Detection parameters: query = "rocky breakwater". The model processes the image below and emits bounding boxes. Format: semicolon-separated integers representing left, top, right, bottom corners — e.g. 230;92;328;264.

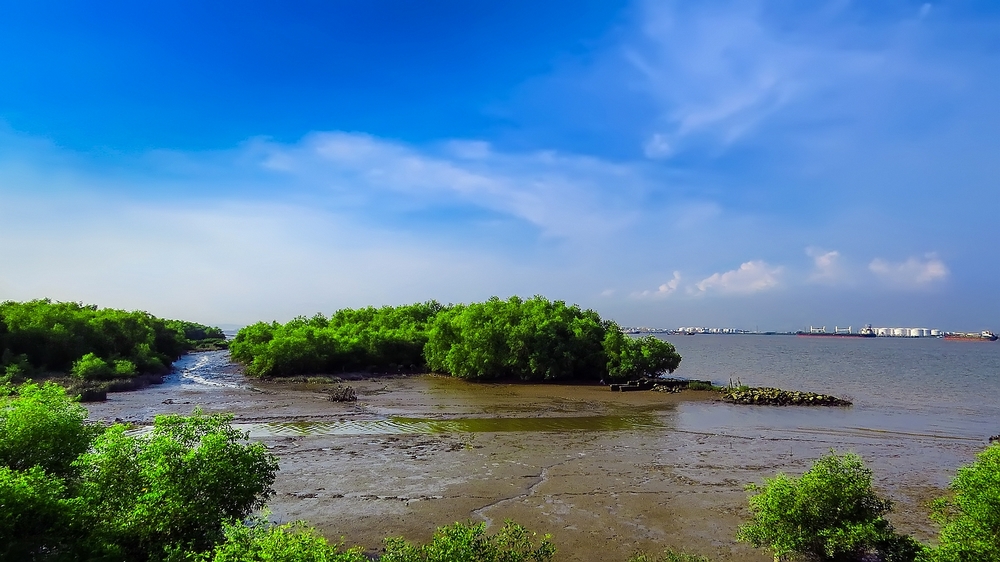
720;386;852;406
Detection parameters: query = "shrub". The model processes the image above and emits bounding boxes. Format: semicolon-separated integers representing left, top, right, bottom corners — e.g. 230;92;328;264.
380;520;555;562
927;443;1000;561
686;381;718;391
0;382;100;475
0;465;80;560
193;519;367;562
113;359;138;377
71;352;114;381
737;451;915;561
75;410;279;558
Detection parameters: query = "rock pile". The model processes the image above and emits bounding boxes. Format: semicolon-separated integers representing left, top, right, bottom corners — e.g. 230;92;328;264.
326;385;358;402
609;378;715;392
720;386;851;406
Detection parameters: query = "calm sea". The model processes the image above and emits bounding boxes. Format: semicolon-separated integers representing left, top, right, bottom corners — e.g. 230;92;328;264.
662;334;999;485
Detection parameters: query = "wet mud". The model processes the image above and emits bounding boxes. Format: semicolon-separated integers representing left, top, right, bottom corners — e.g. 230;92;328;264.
86;364;976;561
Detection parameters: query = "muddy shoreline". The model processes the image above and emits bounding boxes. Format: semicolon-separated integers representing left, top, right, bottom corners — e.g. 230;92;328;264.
85;369;966;561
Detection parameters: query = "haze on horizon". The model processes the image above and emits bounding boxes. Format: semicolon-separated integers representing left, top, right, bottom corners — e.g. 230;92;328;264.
1;1;998;332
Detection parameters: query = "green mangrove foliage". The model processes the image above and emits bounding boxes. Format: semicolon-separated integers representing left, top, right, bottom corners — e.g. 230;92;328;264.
0;381;277;561
423;297;609;381
231;296;681;381
192;519;367;562
230;301;443;377
0;299;226;380
927;443;1000;561
737;451;922;561
381;520;555;562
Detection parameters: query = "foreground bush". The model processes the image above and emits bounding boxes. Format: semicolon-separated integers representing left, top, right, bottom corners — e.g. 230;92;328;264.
381;520;556;562
0;381;279;561
927;443;1000;561
0;381;100;475
76;411;279;559
737;451;920;561
194;519;367;562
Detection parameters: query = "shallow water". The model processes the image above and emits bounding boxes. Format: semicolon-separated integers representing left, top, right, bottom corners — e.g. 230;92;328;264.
665;334;1000;442
236;413;666;437
168;351;251;390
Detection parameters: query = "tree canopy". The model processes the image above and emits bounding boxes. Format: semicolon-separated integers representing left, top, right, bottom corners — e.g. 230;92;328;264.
0;299;226;380
230;296;681;382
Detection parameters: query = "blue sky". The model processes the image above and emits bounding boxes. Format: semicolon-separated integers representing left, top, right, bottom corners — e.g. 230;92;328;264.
1;0;998;330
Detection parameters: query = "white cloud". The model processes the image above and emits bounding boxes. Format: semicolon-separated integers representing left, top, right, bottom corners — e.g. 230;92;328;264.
633;271;682;298
623;0;923;155
643;133;673;159
869;254;949;289
806;247;849;285
254;132;645;240
692;260;782;295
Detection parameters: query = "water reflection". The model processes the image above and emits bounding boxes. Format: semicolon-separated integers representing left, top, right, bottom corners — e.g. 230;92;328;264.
234;414;665;437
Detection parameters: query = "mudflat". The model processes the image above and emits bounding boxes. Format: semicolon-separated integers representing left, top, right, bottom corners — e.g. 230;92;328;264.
85;374;955;561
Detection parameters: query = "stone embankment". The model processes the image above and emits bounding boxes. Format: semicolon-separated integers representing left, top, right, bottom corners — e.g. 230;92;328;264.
720;386;851;406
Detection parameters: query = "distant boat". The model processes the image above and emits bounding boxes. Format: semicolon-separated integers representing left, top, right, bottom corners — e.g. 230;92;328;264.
943;330;998;342
796;324;876;338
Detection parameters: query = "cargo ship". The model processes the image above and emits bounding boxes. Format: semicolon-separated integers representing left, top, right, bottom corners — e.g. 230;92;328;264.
943;330;998;342
796;324;876;338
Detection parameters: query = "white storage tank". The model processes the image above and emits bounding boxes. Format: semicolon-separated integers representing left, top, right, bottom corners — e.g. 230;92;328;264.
909;328;922;337
876;327;890;336
893;328;906;337
930;329;942;337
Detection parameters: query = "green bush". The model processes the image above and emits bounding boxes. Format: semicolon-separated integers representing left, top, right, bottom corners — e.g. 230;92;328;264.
685;381;716;391
380;520;555;562
927;443;1000;561
737;451;916;561
602;329;681;381
0;465;82;560
0;382;100;475
75;410;279;559
113;358;138;377
71;352;114;380
193;519;367;562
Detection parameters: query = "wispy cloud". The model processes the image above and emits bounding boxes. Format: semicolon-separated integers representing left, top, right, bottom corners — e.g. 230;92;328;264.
623;0;947;159
254;132;647;240
692;260;782;295
806;247;849;285
633;271;682;298
869;254;949;289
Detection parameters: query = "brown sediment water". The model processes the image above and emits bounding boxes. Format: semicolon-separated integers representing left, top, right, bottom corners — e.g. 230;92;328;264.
85;352;985;561
236;414;665;437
